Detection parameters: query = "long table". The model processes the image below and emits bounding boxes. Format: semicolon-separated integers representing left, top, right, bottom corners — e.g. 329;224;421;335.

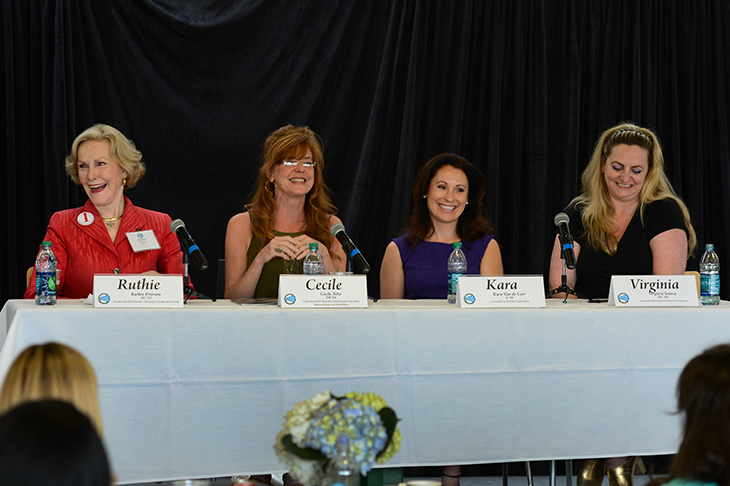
1;299;729;484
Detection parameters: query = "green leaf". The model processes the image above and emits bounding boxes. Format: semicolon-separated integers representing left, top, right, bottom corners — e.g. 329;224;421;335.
281;434;329;462
376;407;399;459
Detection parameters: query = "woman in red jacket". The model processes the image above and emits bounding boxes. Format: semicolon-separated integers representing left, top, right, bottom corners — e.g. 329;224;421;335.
24;124;185;299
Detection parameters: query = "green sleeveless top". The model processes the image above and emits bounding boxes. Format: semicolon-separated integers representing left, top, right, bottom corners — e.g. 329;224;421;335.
247;230;304;298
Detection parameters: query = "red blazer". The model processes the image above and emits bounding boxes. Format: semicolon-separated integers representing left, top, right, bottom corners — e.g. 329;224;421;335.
25;197;186;299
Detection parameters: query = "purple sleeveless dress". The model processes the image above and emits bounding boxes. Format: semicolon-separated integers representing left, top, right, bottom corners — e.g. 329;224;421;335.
392;234;494;299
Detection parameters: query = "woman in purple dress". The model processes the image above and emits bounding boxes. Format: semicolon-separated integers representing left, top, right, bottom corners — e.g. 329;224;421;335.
380;153;503;485
381;153;503;301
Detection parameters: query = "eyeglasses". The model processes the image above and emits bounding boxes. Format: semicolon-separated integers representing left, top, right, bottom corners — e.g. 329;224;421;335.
281;160;317;168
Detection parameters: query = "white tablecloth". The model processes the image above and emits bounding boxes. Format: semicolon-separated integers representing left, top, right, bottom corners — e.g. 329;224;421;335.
1;299;729;484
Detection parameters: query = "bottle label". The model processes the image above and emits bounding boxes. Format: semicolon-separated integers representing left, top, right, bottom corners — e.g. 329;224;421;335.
700;274;720;297
448;273;462;294
36;271;57;297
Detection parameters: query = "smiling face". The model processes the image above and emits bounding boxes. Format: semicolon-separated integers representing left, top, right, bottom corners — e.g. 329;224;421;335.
426;165;469;225
602;144;650;204
268;147;315;198
77;140;127;213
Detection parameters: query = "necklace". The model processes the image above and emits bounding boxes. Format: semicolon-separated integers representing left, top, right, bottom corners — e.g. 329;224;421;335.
101;215;123;227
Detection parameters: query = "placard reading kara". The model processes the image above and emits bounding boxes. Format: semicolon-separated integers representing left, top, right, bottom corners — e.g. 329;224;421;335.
608;275;698;307
278;275;367;308
93;274;183;308
457;275;546;308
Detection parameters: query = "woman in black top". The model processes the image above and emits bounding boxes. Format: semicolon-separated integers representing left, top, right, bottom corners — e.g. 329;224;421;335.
548;123;697;486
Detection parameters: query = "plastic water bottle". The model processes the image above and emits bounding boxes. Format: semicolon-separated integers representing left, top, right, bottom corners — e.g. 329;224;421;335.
303;242;324;275
35;241;57;305
700;243;720;305
325;434;359;486
447;241;467;304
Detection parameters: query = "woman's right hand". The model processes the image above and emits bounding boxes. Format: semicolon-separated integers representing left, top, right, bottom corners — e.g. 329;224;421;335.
254;235;306;264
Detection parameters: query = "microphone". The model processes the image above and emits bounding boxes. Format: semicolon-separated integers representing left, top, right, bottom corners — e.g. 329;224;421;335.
330;222;371;274
170;219;209;271
554;212;577;270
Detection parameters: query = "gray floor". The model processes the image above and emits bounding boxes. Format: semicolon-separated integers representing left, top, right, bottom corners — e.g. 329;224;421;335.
126;473;655;486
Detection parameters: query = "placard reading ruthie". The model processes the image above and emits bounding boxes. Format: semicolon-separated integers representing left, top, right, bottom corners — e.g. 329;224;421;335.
457;275;545;308
278;275;367;308
93;274;183;308
608;275;698;307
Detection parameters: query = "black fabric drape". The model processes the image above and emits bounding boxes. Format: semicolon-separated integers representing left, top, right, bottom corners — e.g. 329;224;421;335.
2;1;729;304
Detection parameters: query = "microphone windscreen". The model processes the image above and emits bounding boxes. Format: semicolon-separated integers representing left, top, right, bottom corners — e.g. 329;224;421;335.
554;212;570;227
170;219;186;233
330;222;345;236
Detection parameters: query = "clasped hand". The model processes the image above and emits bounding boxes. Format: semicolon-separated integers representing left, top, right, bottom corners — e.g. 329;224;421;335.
263;235;328;262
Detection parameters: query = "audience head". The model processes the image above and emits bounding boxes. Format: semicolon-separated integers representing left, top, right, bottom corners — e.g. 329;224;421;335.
65;123;146;189
406;153;494;244
0;399;111;486
670;344;730;486
0;342;103;434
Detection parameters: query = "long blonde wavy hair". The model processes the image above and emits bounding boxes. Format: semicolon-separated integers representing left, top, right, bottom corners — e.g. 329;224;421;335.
572;122;696;256
246;125;339;257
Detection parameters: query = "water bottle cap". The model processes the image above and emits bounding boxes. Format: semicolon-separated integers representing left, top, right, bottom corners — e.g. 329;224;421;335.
452;241;462;249
42;241;52;247
706;243;714;250
309;242;319;250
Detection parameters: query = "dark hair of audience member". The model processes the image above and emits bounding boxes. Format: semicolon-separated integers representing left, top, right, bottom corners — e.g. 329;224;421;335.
0;399;111;486
649;344;730;486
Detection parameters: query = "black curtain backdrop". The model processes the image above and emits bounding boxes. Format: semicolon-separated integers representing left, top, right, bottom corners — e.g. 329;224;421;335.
2;1;729;305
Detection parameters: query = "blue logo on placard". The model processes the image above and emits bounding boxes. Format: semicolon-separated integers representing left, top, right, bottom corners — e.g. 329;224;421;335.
284;293;296;305
464;293;476;305
618;293;630;304
98;293;111;304
137;232;144;238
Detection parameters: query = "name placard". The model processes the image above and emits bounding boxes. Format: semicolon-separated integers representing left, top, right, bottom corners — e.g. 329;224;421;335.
278;275;368;308
608;275;699;307
93;274;184;308
457;275;546;308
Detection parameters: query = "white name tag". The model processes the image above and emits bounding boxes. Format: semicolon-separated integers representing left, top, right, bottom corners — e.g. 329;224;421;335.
278;275;368;308
93;274;183;308
126;230;161;252
608;275;699;307
457;275;546;308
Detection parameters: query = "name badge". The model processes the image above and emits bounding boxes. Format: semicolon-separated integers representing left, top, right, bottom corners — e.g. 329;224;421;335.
457;275;546;308
126;230;161;252
278;275;368;308
93;274;183;307
608;275;699;307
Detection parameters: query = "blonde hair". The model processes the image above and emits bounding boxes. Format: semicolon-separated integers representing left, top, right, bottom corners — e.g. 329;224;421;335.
246;124;339;256
0;343;103;435
65;124;146;188
572;122;696;256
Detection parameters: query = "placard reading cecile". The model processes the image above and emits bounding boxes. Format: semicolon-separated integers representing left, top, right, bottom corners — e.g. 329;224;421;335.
457;275;546;308
93;274;183;308
278;275;367;308
608;275;699;307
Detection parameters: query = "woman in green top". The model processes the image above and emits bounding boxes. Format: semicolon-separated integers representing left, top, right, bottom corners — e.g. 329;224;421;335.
647;344;730;486
225;124;346;299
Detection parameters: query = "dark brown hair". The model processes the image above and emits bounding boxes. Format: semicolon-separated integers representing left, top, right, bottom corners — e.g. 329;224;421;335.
404;153;495;247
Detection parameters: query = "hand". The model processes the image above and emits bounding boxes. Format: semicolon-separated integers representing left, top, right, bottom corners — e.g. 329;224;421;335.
292;234;330;260
258;236;307;263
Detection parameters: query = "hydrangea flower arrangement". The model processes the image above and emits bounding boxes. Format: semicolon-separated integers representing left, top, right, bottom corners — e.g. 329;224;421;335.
274;391;401;486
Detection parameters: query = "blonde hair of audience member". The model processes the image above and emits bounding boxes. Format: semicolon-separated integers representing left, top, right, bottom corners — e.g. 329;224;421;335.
573;122;696;256
0;342;103;435
64;123;146;188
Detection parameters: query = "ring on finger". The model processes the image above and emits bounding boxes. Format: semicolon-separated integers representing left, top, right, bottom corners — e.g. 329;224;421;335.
275;246;283;253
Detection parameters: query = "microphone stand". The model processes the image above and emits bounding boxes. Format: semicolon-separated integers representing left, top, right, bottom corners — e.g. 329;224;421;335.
547;259;581;303
182;253;212;303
